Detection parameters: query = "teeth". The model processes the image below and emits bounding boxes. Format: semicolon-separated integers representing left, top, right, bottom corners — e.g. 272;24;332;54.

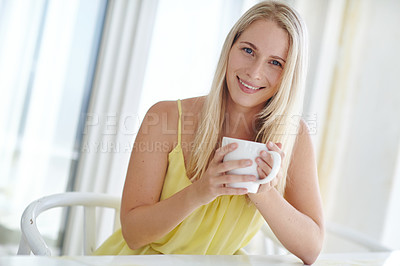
239;79;261;90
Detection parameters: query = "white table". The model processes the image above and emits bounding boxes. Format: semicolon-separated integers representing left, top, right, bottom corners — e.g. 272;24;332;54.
1;251;399;266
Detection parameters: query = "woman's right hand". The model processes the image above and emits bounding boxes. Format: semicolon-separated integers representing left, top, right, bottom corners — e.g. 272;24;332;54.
191;142;257;205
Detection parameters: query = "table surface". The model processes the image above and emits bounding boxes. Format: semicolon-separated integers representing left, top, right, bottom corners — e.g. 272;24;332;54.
1;251;399;266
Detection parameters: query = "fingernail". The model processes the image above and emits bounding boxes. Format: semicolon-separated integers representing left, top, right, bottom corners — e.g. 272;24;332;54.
261;151;268;157
246;160;252;166
268;142;273;148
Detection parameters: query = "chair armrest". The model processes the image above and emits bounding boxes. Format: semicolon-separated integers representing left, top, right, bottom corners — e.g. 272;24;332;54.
17;192;120;255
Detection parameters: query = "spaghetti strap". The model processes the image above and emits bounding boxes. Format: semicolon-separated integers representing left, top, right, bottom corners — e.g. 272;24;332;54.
177;99;182;145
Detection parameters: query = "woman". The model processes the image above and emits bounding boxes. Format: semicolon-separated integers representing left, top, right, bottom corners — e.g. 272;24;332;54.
95;1;324;264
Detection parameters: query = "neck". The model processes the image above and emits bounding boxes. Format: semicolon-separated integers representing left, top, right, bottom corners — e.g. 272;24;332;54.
223;99;262;141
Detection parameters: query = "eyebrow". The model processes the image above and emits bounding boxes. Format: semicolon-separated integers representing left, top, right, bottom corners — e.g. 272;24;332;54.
240;41;286;63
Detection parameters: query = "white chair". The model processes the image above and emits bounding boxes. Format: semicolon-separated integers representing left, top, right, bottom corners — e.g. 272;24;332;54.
17;192;120;256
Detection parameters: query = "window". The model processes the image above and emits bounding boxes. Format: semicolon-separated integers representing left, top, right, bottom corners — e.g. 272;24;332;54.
138;0;260;116
0;0;107;254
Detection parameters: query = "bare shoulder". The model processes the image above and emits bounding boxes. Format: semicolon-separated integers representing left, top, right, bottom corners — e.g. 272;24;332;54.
292;118;314;155
146;97;205;120
146;100;178;118
287;118;317;179
297;118;312;136
139;98;205;148
138;100;180;152
181;96;206;113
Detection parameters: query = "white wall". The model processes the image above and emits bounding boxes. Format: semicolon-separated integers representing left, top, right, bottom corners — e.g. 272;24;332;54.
330;0;400;246
293;0;400;251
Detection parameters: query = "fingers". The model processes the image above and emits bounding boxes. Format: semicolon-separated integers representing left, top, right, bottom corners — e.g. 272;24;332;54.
220;187;249;195
267;142;285;160
217;159;252;173
216;174;256;185
213;143;238;163
258;150;274;169
208;141;285;197
256;142;285;175
213;142;254;174
256;166;270;194
256;151;275;181
257;165;266;179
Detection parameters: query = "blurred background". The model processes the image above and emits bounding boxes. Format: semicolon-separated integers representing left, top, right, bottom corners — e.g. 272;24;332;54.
0;0;399;255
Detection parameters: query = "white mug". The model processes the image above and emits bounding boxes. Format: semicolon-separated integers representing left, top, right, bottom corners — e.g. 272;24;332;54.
222;137;281;193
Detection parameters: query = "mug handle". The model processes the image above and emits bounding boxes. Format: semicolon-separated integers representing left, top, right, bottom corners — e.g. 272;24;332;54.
256;151;281;184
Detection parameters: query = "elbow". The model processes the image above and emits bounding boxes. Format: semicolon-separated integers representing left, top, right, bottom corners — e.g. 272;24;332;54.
302;258;317;265
121;223;146;251
298;242;322;265
299;224;325;265
303;229;325;265
121;228;142;250
301;249;321;265
120;209;147;250
126;241;142;251
124;237;141;251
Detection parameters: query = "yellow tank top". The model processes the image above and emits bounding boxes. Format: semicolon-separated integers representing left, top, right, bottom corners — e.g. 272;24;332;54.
94;100;264;255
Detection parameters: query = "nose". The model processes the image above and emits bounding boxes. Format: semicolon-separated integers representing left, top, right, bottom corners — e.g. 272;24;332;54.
245;59;263;80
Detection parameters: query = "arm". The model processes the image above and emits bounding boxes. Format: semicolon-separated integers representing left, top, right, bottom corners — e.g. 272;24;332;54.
120;101;199;249
248;120;324;265
121;101;255;250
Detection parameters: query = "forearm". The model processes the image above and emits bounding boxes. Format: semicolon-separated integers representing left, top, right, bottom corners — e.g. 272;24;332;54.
249;189;324;265
121;184;201;250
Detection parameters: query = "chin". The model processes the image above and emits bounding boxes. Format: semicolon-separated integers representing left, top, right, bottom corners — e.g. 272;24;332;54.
228;91;268;110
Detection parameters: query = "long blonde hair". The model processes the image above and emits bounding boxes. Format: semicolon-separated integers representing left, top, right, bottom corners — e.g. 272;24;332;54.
187;1;308;194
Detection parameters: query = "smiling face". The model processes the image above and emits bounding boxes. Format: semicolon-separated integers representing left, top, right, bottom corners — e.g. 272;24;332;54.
226;19;289;111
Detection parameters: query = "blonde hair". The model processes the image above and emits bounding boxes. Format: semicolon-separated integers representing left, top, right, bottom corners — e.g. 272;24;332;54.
187;1;308;194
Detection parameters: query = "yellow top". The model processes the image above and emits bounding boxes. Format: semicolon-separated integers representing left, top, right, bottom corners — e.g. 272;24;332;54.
94;100;264;255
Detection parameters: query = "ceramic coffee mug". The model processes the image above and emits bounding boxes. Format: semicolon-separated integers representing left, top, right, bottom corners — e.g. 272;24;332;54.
222;137;281;193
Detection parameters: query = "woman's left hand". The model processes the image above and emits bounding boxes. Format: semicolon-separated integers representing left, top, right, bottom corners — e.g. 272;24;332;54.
254;142;285;193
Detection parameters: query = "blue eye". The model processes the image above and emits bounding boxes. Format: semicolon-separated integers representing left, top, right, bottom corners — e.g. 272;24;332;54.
243;47;253;55
271;60;282;67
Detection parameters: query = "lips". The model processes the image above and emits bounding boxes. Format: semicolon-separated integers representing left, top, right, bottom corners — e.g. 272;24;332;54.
237;77;264;94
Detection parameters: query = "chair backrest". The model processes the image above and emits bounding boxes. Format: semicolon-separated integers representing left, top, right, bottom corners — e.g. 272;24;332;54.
17;192;121;256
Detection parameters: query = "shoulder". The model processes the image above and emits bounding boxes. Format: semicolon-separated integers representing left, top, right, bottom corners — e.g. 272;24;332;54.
146;100;178;116
294;118;314;151
289;118;316;171
181;96;206;113
137;101;180;152
295;118;313;144
297;118;311;138
143;100;179;127
146;96;205;117
140;97;206;141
